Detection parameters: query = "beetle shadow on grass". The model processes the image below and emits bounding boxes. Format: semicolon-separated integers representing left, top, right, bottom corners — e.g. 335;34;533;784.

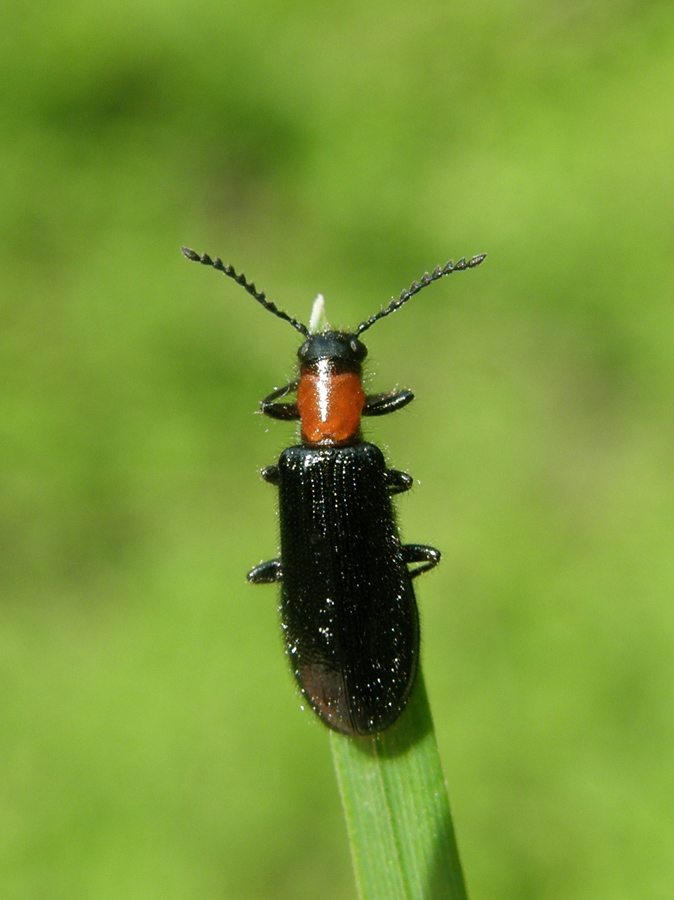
348;669;469;899
352;668;434;758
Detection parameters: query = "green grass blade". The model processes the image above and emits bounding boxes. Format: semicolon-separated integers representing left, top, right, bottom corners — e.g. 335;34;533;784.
330;670;468;900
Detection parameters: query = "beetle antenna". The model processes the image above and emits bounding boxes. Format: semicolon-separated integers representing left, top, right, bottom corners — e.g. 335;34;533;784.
356;253;487;336
182;247;309;337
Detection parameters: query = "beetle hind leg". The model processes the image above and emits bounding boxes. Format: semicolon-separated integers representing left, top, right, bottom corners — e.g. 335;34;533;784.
248;559;283;583
403;544;441;579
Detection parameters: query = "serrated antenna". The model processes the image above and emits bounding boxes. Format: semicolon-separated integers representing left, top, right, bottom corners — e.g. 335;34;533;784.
356;253;487;336
182;247;309;337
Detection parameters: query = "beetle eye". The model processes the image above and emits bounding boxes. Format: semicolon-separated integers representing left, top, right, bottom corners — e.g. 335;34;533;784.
350;337;367;360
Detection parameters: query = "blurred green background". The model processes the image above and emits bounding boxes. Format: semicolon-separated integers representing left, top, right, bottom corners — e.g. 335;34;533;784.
2;1;673;898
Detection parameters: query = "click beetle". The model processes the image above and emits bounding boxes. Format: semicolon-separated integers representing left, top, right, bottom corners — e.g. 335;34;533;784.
182;246;486;735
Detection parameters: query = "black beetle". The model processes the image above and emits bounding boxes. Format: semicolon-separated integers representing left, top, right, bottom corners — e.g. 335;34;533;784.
183;247;486;734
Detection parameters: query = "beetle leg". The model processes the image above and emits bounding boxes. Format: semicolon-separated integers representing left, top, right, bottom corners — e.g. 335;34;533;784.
261;382;300;420
403;544;441;579
363;389;414;417
261;464;280;485
247;559;283;584
385;468;414;494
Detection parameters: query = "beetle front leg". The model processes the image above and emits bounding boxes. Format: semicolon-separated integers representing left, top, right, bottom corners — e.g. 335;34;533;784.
260;382;300;420
363;389;414;417
403;544;441;579
248;559;283;583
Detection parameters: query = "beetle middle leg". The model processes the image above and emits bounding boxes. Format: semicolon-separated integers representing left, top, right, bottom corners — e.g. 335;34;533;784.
261;464;280;485
403;544;441;578
385;468;414;494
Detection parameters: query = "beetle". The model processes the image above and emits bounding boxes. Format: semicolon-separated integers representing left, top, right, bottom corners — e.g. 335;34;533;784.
182;246;486;734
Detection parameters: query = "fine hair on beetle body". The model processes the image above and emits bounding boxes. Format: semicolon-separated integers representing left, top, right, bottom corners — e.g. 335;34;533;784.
182;246;486;735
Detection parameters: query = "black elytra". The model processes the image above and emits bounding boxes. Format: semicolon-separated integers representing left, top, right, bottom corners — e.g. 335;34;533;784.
182;246;486;735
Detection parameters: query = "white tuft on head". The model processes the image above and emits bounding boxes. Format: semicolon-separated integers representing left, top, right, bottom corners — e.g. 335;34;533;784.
308;294;329;333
